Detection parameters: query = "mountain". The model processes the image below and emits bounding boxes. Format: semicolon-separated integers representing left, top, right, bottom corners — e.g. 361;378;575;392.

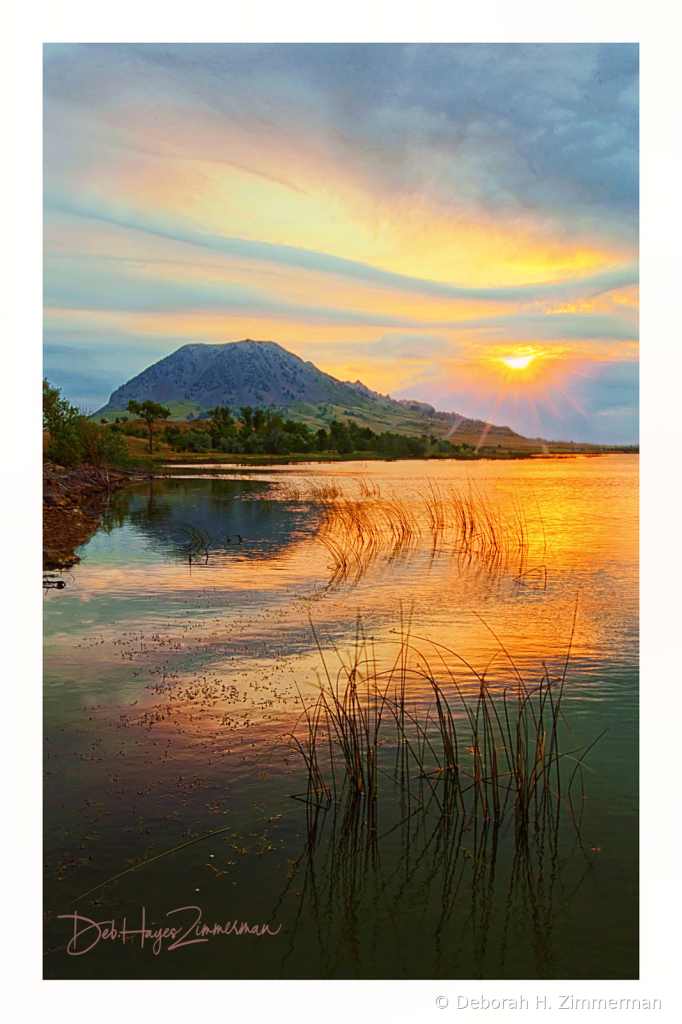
95;339;532;446
98;340;390;415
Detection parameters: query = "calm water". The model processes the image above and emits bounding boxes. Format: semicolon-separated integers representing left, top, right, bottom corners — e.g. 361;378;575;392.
43;455;638;979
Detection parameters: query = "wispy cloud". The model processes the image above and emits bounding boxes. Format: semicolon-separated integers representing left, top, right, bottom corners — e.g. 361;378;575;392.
46;197;638;305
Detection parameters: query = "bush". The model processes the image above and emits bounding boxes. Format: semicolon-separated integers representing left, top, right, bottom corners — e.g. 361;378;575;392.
43;378;129;467
78;419;130;467
46;418;83;468
48;416;129;468
161;425;184;449
184;429;212;453
262;429;295;455
218;436;245;454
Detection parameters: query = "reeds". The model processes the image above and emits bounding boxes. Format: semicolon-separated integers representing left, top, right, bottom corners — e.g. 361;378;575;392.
289;611;592;829
280;478;541;584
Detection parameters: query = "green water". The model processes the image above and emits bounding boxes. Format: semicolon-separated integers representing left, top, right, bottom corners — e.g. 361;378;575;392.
43;456;638;979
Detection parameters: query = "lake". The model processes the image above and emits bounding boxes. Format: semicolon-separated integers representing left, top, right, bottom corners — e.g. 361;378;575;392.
43;455;638;979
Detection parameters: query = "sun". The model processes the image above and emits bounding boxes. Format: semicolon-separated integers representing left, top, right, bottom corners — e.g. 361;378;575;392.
498;352;537;370
486;348;550;395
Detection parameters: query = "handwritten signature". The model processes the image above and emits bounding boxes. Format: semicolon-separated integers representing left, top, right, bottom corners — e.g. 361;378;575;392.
58;906;282;956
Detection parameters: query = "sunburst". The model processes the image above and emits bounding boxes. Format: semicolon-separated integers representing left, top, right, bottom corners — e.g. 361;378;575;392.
496;348;544;371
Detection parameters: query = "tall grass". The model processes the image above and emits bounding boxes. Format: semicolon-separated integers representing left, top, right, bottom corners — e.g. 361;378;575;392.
289;610;593;829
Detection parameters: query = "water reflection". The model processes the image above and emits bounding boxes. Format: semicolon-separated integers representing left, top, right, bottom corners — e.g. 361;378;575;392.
43;456;638;979
272;789;596;978
102;478;319;564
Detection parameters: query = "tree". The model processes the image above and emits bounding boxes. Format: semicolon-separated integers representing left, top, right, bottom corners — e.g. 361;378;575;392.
126;399;171;454
238;406;254;432
206;406;236;448
43;378;79;436
206;405;233;430
43;378;128;468
328;419;353;454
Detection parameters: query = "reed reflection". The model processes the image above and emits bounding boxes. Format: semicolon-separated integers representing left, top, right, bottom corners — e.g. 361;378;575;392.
274;778;594;978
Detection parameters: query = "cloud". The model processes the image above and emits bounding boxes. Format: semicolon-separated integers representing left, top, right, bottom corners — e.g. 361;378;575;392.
46;197;638;306
44;241;637;345
44;43;639;229
43;335;170;410
355;334;457;360
452;311;638;342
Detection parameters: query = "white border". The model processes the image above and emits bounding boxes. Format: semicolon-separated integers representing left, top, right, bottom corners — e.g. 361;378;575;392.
3;4;678;1021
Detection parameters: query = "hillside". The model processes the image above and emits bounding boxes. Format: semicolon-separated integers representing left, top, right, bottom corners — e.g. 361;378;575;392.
94;339;538;447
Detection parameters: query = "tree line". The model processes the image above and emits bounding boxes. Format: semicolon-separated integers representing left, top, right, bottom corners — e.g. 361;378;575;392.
150;404;467;457
44;382;470;466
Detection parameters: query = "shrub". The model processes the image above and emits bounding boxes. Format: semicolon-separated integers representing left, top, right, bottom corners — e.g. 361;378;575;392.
43;378;129;467
218;436;245;454
184;429;212;453
78;418;130;467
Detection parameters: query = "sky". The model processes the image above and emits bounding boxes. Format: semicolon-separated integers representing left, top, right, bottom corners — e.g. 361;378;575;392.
43;42;638;443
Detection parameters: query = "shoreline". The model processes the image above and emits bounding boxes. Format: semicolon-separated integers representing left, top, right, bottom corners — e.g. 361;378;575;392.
43;463;152;570
146;448;638;470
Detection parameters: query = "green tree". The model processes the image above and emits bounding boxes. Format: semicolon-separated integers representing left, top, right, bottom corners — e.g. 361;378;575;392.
206;405;233;427
126;399;171;454
43;378;79;436
206;406;236;448
43;378;84;466
328;419;353;454
238;406;254;432
43;378;128;467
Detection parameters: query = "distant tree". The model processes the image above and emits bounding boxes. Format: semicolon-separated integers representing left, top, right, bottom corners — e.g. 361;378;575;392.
315;427;329;451
328;419;353;454
126;399;171;454
206;406;236;447
184;429;212;453
238;406;254;432
218;436;245;454
206;405;233;428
